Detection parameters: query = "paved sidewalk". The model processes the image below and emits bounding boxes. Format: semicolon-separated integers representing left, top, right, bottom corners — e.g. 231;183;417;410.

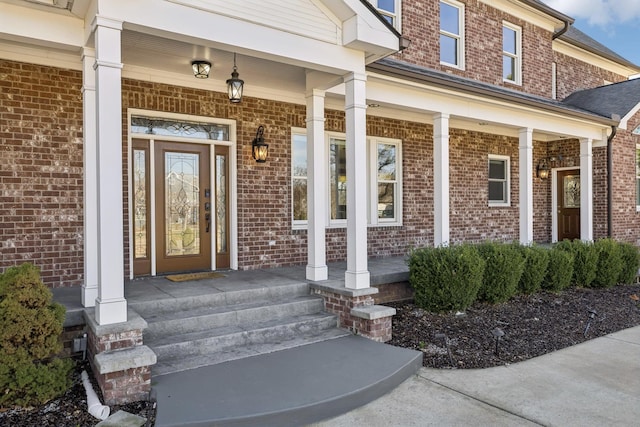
313;326;640;427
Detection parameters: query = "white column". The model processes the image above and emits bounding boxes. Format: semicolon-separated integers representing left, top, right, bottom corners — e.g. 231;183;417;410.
344;72;370;289
580;138;594;241
94;18;127;325
81;47;98;308
519;128;534;244
305;88;328;281
433;113;450;246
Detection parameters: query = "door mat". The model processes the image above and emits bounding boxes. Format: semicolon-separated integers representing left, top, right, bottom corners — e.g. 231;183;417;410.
165;272;226;282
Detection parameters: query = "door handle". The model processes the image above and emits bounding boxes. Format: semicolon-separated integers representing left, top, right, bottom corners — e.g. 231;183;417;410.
205;213;211;233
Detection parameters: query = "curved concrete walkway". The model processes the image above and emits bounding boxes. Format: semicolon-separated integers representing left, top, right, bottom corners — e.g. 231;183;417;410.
313;326;640;426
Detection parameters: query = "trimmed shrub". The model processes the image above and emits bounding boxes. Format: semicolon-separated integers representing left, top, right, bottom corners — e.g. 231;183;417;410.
0;263;73;407
516;244;549;295
592;238;623;288
617;242;640;285
477;242;524;304
408;244;485;312
543;248;574;292
555;240;597;287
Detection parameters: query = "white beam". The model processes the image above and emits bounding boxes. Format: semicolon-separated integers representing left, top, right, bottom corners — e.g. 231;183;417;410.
94;20;127;325
580;138;594;241
519;128;534;244
433;113;450;246
305;87;328;281
344;72;370;289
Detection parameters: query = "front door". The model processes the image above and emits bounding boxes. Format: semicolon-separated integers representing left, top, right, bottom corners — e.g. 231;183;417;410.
155;142;212;274
557;169;580;241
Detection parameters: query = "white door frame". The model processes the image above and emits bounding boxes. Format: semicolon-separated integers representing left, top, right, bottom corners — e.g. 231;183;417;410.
126;109;238;278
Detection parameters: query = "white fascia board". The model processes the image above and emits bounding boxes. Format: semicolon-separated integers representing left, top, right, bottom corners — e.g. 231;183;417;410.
553;40;639;78
98;0;365;75
366;73;609;141
478;0;562;32
619;102;640;131
0;2;85;50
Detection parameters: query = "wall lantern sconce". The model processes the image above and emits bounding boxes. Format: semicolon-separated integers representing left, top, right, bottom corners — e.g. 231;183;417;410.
252;125;268;163
191;60;211;79
226;53;244;103
536;159;550;179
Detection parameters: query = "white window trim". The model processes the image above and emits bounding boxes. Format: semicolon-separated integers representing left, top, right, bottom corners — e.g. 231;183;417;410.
488;154;511;207
502;21;522;85
636;144;640;212
291;129;403;229
368;0;402;31
440;0;465;70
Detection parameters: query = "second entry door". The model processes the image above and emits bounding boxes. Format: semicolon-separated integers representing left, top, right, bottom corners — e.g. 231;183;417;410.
557;169;581;241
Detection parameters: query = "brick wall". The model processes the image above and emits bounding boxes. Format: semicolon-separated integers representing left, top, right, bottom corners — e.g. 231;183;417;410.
395;0;554;98
554;51;628;100
0;60;84;287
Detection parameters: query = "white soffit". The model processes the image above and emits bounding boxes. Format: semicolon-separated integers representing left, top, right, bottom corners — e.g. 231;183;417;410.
553;40;638;79
478;0;562;32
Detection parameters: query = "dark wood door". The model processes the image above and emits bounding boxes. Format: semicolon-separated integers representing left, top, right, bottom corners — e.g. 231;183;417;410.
557;169;580;241
155;142;212;274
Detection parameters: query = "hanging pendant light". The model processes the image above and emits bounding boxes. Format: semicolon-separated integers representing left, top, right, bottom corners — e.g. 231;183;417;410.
226;53;244;103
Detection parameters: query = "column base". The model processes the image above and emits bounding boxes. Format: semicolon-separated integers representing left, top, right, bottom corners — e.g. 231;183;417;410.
345;270;370;290
306;264;328;281
95;298;128;325
81;285;98;308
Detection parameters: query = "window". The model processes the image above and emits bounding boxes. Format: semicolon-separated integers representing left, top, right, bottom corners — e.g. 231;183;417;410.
291;130;402;227
440;0;464;68
636;146;640;209
503;23;521;84
292;134;307;224
488;155;510;206
368;0;400;28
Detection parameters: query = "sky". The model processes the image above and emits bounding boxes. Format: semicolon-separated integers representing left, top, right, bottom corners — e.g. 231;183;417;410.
545;0;640;68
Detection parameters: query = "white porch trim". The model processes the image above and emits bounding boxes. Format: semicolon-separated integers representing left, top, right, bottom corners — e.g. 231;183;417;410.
82;47;98;308
433;113;450;246
306;87;329;281
344;72;370;289
580;138;594;241
93;19;127;325
519;128;534;244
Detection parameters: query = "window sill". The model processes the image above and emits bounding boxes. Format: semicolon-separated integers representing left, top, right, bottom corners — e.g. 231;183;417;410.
488;202;511;208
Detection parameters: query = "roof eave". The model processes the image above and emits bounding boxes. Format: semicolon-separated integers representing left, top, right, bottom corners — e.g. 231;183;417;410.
367;60;618;127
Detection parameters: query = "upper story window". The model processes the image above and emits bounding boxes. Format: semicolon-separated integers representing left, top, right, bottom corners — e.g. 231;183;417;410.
503;22;522;85
369;0;400;29
488;155;510;206
291;129;403;228
440;0;465;69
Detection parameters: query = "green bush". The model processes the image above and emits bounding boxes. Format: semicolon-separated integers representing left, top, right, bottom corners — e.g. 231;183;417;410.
408;244;485;312
516;244;549;295
0;263;72;407
542;247;574;292
592;238;623;288
477;242;524;304
555;240;598;287
617;242;640;285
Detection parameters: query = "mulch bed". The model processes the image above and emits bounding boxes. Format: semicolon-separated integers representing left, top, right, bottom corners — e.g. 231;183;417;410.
388;283;640;369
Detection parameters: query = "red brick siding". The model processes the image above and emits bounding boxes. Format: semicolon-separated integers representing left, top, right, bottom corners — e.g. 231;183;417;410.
610;112;640;244
0;60;84;287
554;51;628;100
395;0;554;98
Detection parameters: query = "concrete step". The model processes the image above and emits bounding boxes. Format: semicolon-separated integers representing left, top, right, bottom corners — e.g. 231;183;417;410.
152;327;350;377
130;282;311;315
143;296;324;341
148;312;340;361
